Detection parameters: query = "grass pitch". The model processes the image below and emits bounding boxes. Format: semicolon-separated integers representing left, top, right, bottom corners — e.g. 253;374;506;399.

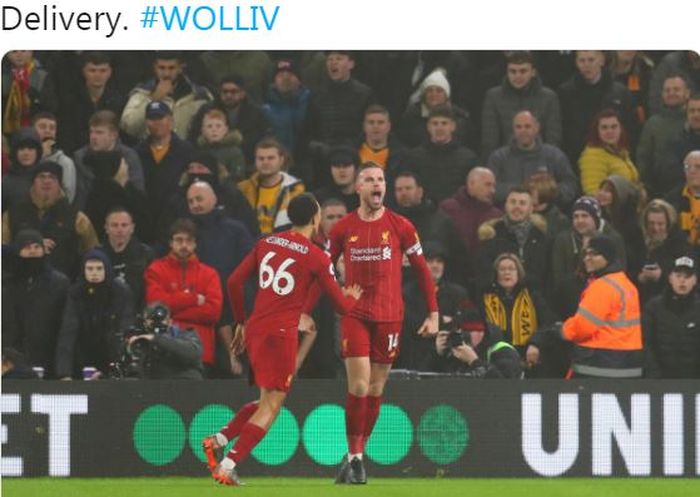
3;477;699;497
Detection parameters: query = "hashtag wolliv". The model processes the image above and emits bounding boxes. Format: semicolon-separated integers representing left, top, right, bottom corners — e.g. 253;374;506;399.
158;5;280;31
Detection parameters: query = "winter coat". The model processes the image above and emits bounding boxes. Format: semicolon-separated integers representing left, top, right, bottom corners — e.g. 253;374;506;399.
439;187;502;256
643;289;700;378
406;140;478;204
2;127;42;212
103;238;155;309
145;254;223;365
578;146;640;194
237;171;305;234
481;76;562;159
398;102;476;150
196;131;247;183
487;138;577;207
263;84;312;157
636;106;686;196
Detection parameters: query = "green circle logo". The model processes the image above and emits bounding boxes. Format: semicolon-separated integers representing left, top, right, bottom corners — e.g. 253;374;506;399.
302;404;347;465
417;404;469;465
251;407;299;465
133;405;186;465
188;404;235;462
366;404;413;465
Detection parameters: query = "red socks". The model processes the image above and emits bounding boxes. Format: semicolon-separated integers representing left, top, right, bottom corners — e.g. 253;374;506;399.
229;422;267;464
363;395;382;448
221;401;259;440
346;393;367;454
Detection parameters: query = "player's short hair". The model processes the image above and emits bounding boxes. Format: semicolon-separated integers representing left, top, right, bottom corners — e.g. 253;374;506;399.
202;108;228;124
154;51;183;63
288;193;320;227
506;185;532;199
395;170;423;187
31;111;57;124
255;137;286;155
321;197;347;210
506;51;535;66
364;104;390;118
427;104;455;121
169;218;197;240
105;205;134;223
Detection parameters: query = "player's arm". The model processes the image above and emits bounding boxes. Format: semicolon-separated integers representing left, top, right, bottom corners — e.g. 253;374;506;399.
403;226;439;336
227;248;257;325
302;226;344;313
314;252;362;315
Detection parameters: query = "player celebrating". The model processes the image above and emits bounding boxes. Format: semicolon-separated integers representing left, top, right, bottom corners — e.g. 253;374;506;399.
323;163;439;484
202;193;362;486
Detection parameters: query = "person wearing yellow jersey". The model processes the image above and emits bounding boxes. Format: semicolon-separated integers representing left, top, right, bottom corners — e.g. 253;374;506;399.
237;138;305;234
357;105;406;176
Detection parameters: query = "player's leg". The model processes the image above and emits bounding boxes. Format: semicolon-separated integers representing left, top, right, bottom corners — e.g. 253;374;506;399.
202;399;260;471
364;361;391;447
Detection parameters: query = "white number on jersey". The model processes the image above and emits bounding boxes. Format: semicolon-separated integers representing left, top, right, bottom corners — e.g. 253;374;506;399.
259;251;296;296
387;333;399;352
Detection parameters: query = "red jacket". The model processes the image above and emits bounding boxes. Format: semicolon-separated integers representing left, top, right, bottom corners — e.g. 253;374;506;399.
145;253;222;365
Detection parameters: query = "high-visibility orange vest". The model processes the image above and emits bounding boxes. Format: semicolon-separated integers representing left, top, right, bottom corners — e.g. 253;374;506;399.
562;270;643;378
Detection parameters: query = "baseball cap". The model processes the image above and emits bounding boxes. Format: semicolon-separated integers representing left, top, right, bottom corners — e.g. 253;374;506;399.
145;100;172;119
672;256;695;274
275;59;299;78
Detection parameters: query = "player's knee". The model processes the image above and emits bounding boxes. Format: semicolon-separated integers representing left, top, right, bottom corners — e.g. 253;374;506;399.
348;379;369;396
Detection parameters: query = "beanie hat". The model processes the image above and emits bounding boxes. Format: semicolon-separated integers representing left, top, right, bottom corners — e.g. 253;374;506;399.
420;68;451;98
274;59;300;79
328;145;358;168
588;234;617;264
189;151;219;174
572;196;602;228
14;229;44;251
31;161;63;184
423;241;447;261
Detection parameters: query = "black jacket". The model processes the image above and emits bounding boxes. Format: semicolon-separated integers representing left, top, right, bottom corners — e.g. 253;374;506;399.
141;325;204;380
643;289;700;378
103;238;155;309
2;257;70;377
54;278;134;378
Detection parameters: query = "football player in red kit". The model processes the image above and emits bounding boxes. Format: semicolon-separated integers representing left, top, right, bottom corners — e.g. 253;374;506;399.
324;163;439;484
202;193;362;486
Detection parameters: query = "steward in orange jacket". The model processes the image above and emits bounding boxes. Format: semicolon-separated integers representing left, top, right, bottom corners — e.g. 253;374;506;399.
561;234;643;378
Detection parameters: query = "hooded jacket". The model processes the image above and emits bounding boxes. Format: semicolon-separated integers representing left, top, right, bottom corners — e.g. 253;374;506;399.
2;127;42;211
54;249;134;378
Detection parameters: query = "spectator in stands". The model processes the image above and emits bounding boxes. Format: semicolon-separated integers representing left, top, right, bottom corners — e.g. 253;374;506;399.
643;255;700;378
480;252;560;376
238;138;305;234
609;51;655;124
82;150;151;243
305;51;376;146
2;127;42;212
2;161;99;279
398;67;476;150
54;248;133;380
397;241;468;372
429;298;523;378
33;112;78;203
186;181;254;378
525;172;571;239
665;150;700;246
648;51;700;116
439;167;502;261
195;108;246;182
558;50;637;164
664;94;700;188
1;348;39;380
102;207;154;310
550;196;626;317
199;50;273;104
162;152;259;241
136;100;194;226
475;187;550;293
73;110;145;210
145;218;222;373
313;198;348;253
357;104;406;182
263;59;311;158
313;145;360;212
579;109;640;194
2;51;56;137
560;234;643;379
394;171;465;282
121;51;212;141
406;105;478;204
487;110;577;208
481;51;562;159
595;175;646;273
635;199;691;305
637;74;691;196
190;76;271;165
59;51;125;154
2;229;69;379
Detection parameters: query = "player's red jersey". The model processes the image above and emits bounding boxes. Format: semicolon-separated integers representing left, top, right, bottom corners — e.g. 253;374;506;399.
328;208;438;322
228;230;356;335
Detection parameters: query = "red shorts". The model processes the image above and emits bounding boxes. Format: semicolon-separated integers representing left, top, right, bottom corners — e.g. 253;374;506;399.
246;329;297;393
340;316;403;364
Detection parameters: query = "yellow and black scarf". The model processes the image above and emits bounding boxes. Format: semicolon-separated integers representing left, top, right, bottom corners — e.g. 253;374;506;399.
483;288;537;346
3;61;35;135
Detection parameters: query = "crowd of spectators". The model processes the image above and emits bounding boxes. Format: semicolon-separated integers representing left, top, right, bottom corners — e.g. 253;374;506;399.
2;49;700;380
